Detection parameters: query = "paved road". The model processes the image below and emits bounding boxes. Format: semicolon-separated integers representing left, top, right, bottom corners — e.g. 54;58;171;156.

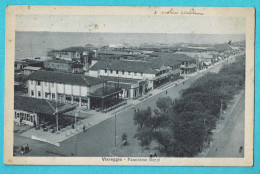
59;62;226;156
205;92;245;157
13;134;68;156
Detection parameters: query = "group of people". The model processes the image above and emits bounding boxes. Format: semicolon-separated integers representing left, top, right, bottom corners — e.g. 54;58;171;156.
20;144;30;155
149;152;158;158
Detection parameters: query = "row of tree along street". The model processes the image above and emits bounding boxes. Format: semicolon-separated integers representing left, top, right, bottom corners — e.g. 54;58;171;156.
133;55;245;157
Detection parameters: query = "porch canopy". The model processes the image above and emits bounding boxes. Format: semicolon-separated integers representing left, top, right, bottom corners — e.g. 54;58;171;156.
88;85;123;111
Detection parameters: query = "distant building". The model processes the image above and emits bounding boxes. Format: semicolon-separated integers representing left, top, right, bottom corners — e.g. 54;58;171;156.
43;59;83;74
23;66;42;76
15;59;44;71
55;50;81;61
174;54;197;74
49;46;95;62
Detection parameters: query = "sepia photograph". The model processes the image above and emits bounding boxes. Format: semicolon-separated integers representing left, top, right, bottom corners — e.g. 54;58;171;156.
4;6;255;166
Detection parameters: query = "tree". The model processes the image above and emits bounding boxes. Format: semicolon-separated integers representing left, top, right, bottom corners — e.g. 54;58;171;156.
135;126;152;148
122;133;128;141
153;129;175;156
156;97;172;113
133;107;151;128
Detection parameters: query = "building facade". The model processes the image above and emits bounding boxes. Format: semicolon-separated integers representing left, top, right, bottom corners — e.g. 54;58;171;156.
28;71;106;109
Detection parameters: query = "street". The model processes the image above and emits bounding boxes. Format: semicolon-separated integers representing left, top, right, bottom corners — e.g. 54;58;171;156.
205;91;245;157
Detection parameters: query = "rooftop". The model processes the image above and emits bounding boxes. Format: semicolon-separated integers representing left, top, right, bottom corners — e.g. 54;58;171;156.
100;76;140;84
90;60;158;74
23;66;42;71
58;46;95;54
28;70;104;86
14;95;65;115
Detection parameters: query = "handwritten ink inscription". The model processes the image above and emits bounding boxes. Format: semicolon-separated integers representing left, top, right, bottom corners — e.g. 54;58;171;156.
154;8;204;16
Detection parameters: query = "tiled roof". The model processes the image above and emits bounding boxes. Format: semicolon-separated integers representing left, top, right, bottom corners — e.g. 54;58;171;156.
14;95;65;115
28;70;104;86
149;53;194;62
89;85;122;98
149;57;181;69
60;46;94;54
90;60;158;74
23;66;42;71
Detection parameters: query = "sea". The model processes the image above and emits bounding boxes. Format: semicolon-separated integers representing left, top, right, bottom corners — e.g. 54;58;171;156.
15;31;245;60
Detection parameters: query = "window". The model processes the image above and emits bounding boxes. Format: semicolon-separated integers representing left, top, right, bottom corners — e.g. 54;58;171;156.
141;73;143;76
27;114;30;121
105;69;107;73
52;93;55;100
31;90;34;96
45;92;49;98
110;70;113;74
116;70;118;74
134;72;137;76
128;72;131;75
30;116;34;123
17;113;20;118
73;97;79;104
81;97;88;106
38;91;41;97
122;71;125;75
15;112;17;118
37;81;41;86
66;96;71;103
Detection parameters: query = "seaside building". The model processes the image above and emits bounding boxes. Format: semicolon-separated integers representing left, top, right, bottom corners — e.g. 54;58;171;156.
27;70;122;111
14;95;77;126
89;58;182;98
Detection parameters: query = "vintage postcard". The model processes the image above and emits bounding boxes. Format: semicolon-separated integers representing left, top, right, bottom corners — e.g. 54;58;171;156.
4;6;255;166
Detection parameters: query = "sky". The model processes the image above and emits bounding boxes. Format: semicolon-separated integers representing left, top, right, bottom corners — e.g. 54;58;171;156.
16;15;246;35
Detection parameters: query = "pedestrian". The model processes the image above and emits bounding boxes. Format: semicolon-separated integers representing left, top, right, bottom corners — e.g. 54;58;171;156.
154;152;157;157
72;124;75;129
21;146;24;155
149;152;153;158
166;90;167;95
25;144;29;153
83;125;86;132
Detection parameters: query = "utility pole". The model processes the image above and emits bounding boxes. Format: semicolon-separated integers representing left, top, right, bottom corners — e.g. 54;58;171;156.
220;99;223;118
217;99;223;128
74;111;78;156
56;100;59;132
115;113;117;147
204;118;206;133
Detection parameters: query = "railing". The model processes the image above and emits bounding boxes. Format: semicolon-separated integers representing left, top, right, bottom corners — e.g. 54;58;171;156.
102;101;127;113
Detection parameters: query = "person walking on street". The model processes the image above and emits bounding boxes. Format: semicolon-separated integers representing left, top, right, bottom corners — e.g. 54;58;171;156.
83;125;86;132
21;146;24;155
149;153;153;158
154;152;157;157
